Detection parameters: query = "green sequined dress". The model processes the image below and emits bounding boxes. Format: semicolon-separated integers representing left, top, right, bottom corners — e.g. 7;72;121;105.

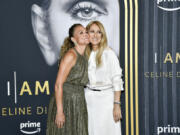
46;48;89;135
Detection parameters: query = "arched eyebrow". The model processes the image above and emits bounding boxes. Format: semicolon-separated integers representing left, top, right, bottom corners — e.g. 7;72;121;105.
63;0;108;12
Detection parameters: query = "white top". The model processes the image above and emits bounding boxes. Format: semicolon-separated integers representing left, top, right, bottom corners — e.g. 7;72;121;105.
87;47;124;91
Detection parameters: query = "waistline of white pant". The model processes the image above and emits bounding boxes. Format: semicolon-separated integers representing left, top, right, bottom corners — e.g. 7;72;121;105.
85;86;113;92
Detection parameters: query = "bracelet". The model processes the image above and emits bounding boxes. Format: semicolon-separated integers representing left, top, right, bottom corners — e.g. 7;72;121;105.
114;101;121;105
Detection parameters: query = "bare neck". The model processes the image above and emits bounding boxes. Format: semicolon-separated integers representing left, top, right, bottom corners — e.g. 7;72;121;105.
74;45;86;55
92;44;99;51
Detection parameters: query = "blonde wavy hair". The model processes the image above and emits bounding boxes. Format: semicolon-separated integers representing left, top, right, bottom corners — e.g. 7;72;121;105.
60;24;82;58
86;21;108;67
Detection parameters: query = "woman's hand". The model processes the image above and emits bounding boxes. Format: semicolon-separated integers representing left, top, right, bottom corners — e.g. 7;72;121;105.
55;112;65;128
113;104;122;122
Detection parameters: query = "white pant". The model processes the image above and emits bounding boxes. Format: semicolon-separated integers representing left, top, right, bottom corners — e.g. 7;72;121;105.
85;88;122;135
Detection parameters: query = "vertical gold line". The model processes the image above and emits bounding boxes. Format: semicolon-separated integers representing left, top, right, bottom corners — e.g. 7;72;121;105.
124;0;129;135
129;0;134;135
135;0;139;135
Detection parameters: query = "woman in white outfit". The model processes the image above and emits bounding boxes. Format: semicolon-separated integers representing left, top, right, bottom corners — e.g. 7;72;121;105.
85;21;124;135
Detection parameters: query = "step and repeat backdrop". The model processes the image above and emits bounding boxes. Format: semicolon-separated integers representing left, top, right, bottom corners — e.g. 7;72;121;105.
0;0;179;135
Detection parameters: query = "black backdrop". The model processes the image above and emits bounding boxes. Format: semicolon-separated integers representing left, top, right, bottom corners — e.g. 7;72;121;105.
0;0;57;134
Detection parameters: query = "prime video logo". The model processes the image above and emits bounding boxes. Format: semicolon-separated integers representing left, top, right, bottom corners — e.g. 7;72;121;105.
157;0;180;11
157;125;180;134
20;121;41;134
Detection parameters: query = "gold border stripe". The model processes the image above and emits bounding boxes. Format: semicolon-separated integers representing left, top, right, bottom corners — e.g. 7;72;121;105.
135;0;139;135
129;0;134;135
124;0;129;135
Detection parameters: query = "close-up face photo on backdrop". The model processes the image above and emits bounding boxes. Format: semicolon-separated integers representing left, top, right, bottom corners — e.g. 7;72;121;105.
31;0;120;66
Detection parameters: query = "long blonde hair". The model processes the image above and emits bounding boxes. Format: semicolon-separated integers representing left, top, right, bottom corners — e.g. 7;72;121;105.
60;24;82;58
86;21;108;67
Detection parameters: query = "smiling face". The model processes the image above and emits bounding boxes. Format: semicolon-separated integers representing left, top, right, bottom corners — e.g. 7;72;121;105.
32;0;120;65
72;26;89;46
88;24;102;46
